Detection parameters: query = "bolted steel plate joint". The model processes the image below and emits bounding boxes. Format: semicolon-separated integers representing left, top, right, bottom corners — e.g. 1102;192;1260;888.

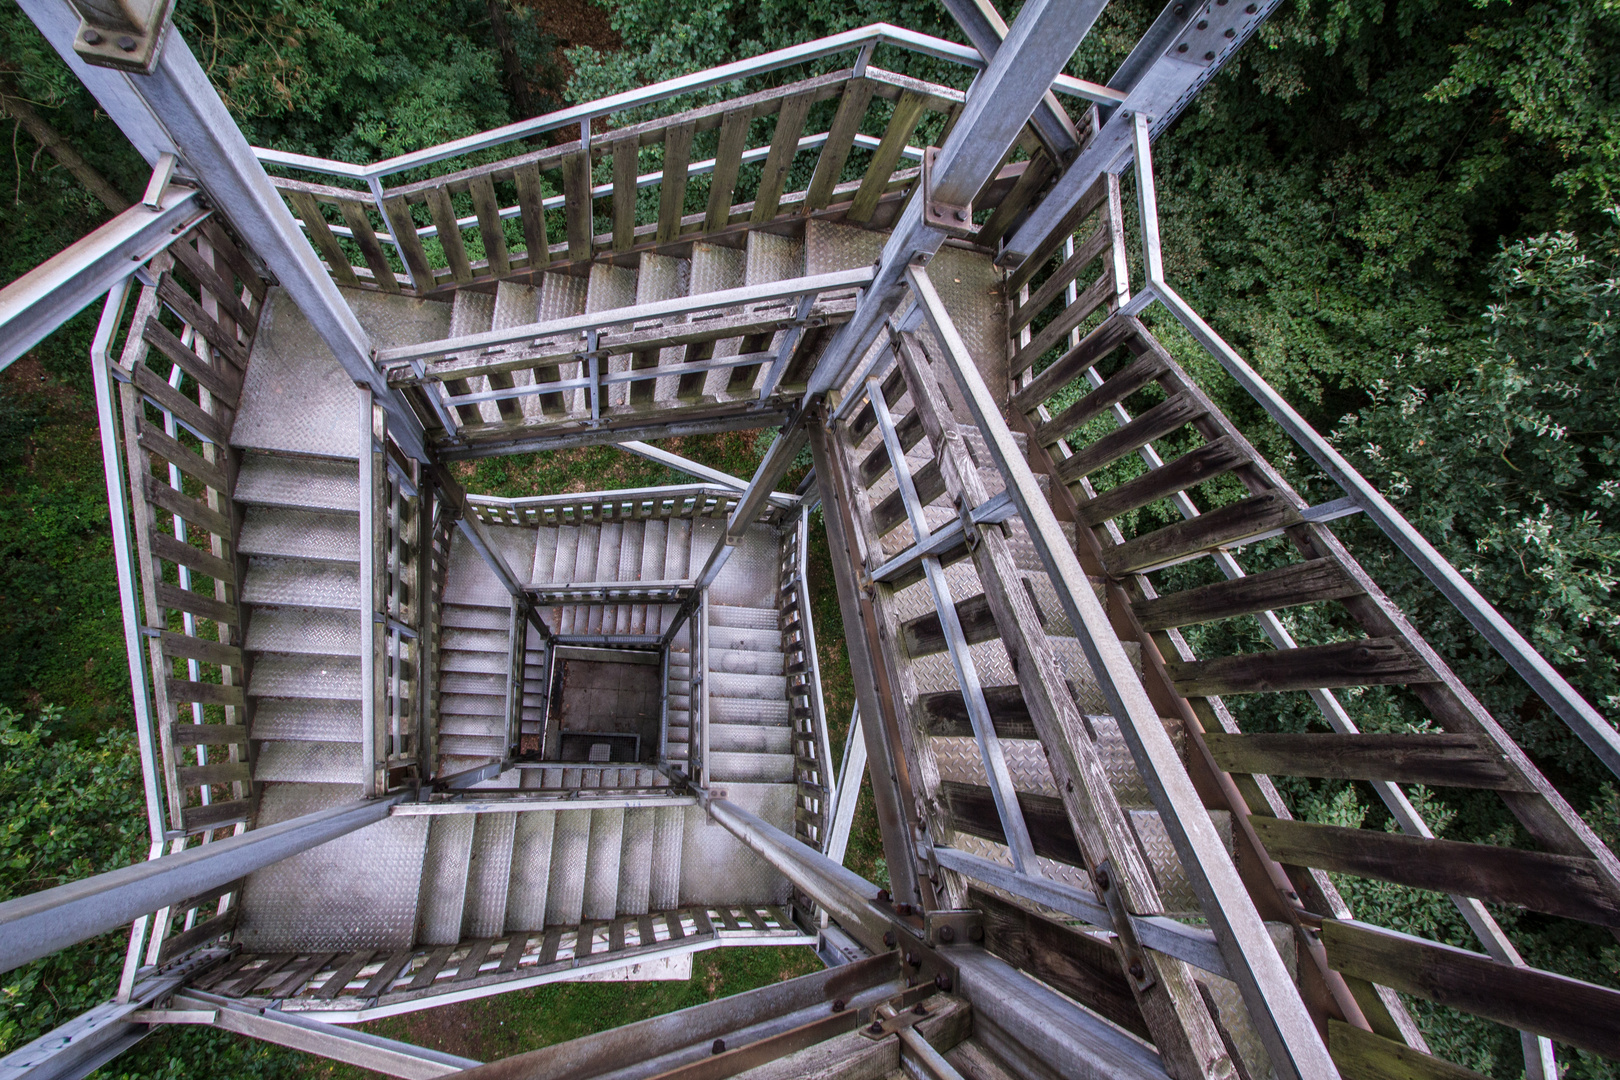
921;148;975;239
72;0;173;74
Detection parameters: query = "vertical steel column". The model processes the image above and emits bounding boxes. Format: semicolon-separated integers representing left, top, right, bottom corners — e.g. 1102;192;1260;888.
795;503;836;839
826;705;866;867
698;591;711;785
359;387;387;796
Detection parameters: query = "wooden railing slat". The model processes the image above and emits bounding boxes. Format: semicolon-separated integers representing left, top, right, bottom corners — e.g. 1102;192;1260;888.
704;110;751;233
469;174;510;276
752;92;814;224
657;121;695;244
383;196;437;289
337;199;400;293
847;90;926;224
807;80;875;212
426;186;473;283
1203;731;1528;791
513;162;551;270
1164;636;1435;697
1131;554;1360;629
284;189;360;287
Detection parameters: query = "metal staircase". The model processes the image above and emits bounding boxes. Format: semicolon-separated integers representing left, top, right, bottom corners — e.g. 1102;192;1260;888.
4;1;1620;1079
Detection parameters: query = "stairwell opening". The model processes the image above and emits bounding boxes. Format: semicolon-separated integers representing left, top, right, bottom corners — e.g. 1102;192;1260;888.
543;645;663;765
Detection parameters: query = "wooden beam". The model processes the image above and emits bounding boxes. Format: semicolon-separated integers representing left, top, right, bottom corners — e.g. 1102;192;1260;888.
1100;491;1302;578
1133;557;1362;630
1165;637;1435;697
1204;731;1530;791
1076;437;1249;529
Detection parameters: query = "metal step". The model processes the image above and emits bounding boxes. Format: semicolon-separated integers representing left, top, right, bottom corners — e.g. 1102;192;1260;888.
238;507;360;563
234;452;359;513
709;696;789;724
442;605;510;631
443;526;534;608
439;713;506;738
441;671;506;697
545;810;591;926
710;751;795;784
251;698;362;743
617;807;656;916
246;653;361;700
505;812;555;931
441;650;507;675
707;625;781;653
442;627;509;653
746;230;805;285
440;693;505;718
617;521;645;634
583;807;626;920
1129;808;1234;918
243;607;359;658
708;604;780;631
464;812;517;938
650;806;683;910
437;733;506;759
417;816;475;946
709;648;785;676
663;518;692;579
708;670;788;701
253;740;360;783
709;723;793;755
532;526;559;584
242;557;361;611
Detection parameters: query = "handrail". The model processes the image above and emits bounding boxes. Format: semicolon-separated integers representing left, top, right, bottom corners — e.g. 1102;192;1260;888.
251;24;1123;183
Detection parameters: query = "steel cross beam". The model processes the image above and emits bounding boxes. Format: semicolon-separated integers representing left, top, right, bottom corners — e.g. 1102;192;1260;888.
0;794;405;977
19;0;430;462
938;0;1081;164
904;262;1338;1080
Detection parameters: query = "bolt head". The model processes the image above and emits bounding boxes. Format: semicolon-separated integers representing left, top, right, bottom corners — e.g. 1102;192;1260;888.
116;35;137;51
938;924;956;943
82;28;103;44
1129;961;1146;980
868;1021;886;1035
1095;869;1111;891
969;925;984;942
954;209;967;221
831;998;847;1013
1204;50;1216;60
883;930;898;949
1225;27;1237;37
1176;43;1189;52
934;972;953;992
1173;3;1185;12
876;889;890;903
712;1039;727;1055
1196;19;1209;29
906;952;921;969
1246;2;1258;10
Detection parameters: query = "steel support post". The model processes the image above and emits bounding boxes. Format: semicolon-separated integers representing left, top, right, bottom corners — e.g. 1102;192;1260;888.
937;0;1080;163
0;189;208;371
20;2;431;461
0;795;404;976
905;263;1337;1080
826;705;866;866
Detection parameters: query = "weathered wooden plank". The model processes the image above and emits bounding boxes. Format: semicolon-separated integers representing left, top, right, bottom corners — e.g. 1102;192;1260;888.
160;629;242;669
752;92;813;224
168;238;258;336
611;138;639;252
1165;637;1436;697
858;410;924;487
154;582;237;626
902;583;1045;659
406;946;455;990
847;91;927;224
155;908;237;966
425;186;473;283
150;531;235;584
1321;918;1620;1059
179;797;251;832
656;122;695;244
132;363;231;447
135;422;230;493
1254;816;1620;926
496;935;530;973
156;275;249;371
337;199;400;292
977;150;1056;250
919;686;1040;741
704;110;751;232
141;318;240;405
167;677;245;708
170;722;248;747
936;780;1083;866
1057;390;1204;484
197;219;268;302
806;80;875;212
313;950;375;1000
969;887;1150;1040
175;759;251;788
871;459;945;535
359;950;414;998
512;163;551;269
561;152;593;261
1014;311;1137;405
455;939;494;981
382;197;436;289
1205;731;1530;791
469;174;511;276
1327;1020;1490;1080
1076;437;1249;528
266;951;339;999
284;189;360;286
1100;490;1302;578
1011;221;1112;335
1134;557;1361;630
143;473;233;539
1034;351;1168;450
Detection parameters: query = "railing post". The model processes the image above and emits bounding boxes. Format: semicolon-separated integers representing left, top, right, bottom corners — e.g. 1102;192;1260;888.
359;386;388;796
505;596;525;757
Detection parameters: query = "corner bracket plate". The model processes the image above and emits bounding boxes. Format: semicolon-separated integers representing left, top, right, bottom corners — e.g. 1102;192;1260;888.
921;148;974;239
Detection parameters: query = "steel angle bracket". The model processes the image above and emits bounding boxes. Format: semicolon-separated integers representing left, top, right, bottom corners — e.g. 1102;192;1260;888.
72;0;175;73
878;911;961;995
921;148;974;238
858;986;941;1040
922;909;983;949
1096;858;1155;992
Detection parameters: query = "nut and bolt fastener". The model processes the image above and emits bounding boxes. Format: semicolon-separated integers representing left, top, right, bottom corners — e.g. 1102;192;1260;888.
934;973;953;992
894;902;912;916
1177;43;1189;52
906;953;921;969
711;1039;726;1055
1095;869;1111;891
868;1021;886;1036
82;29;103;44
1205;50;1216;60
831;998;846;1013
938;924;956;943
913;1003;930;1016
955;209;967;221
883;930;898;948
969;925;984;941
876;889;890;903
117;35;137;51
1129;961;1146;980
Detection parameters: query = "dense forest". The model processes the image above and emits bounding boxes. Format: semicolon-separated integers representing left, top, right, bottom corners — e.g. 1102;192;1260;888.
1;0;1618;1076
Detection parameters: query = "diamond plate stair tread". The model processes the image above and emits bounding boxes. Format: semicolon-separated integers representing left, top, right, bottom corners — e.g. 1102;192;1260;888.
253;740;360;783
238;507;360;562
442;605;511;631
235;453;360;513
707;605;779;631
532;527;560;584
708;671;788;701
465;812;518;938
493;281;539;330
236;781;429;952
583;808;625;920
441;650;508;675
708;697;788;724
440;714;507;737
438;734;506;758
247;653;361;699
709;648;785;676
709;724;792;755
706;625;780;652
746;231;805;285
251;699;362;743
244;607;360;657
441;672;506;697
441;694;506;718
442;627;509;653
617;808;656;916
678;783;792;906
1130;809;1234;916
417;815;476;946
710;751;795;783
506;812;555;931
650;806;683;910
709;524;779;608
242;558;361;611
443;525;537;607
662;520;691;579
932;736;1057;799
546;810;592;926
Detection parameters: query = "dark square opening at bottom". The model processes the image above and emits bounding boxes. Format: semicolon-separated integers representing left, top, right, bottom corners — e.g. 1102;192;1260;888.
550;653;661;764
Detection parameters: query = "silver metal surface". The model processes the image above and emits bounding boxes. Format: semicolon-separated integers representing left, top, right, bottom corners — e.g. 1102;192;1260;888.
235;453;360;513
617;807;656;916
254;742;362;783
416;815;475;946
826;706;865;867
545;810;591;926
244;653;362;699
239;507;363;563
583;808;626;920
650;807;684;912
0;187;207;372
0;789;407;974
245;607;362;657
252;699;364;743
908;263;1337;1080
464;813;518;938
505;811;555;931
